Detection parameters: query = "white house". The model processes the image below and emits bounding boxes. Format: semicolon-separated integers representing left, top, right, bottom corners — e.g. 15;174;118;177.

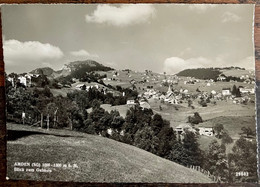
217;76;226;81
239;88;255;94
18;76;27;86
159;94;166;100
107;128;113;135
127;100;136;106
183;89;188;94
222;88;231;96
198;127;214;136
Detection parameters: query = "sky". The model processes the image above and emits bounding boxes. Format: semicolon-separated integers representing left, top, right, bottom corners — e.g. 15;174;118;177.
1;4;255;74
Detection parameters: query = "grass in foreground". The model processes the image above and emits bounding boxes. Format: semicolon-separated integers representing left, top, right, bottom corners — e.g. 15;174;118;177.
7;123;212;183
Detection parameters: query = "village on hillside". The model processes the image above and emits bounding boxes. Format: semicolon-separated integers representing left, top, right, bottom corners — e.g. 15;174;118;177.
6;65;255;141
5;64;256;148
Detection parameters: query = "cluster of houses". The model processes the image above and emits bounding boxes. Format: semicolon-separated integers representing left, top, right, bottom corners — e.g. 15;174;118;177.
217;74;255;84
139;86;189;105
7;73;40;87
174;123;214;138
126;99;151;110
75;83;122;97
138;82;255;106
75;83;100;91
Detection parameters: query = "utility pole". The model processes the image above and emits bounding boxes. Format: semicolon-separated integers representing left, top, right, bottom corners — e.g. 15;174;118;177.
47;114;49;130
54;108;58;128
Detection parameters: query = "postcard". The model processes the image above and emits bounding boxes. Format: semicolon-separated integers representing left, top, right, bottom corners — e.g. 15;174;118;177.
2;4;257;183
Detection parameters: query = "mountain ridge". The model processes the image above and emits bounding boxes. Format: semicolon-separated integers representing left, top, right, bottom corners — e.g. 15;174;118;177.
30;59;114;78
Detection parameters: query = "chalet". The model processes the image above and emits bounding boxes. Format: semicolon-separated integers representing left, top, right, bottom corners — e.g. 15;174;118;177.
127;100;136;106
175;123;196;135
7;77;15;87
198;127;214;136
211;90;217;95
240;75;245;80
222;88;231;96
169;99;179;104
107;128;113;135
75;84;85;90
183;89;188;94
217;76;226;81
18;76;27;86
130;79;136;84
239;88;254;94
159;94;166;100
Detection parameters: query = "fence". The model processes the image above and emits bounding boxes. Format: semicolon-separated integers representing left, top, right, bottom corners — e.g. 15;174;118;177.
187;165;221;182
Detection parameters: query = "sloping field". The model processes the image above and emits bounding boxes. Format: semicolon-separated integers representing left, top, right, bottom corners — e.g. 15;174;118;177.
7;123;211;183
199;116;256;139
87;104;129;118
100;104;129;118
221;69;254;78
149;98;255;129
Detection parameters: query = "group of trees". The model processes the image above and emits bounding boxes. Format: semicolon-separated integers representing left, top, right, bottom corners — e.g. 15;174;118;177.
177;68;221;80
204;137;257;182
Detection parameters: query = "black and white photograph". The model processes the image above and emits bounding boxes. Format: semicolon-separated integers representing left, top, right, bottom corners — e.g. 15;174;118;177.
2;4;257;183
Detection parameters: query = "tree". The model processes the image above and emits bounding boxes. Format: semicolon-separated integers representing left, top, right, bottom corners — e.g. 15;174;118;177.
230;137;257;182
81;84;86;90
188;99;193;107
232;85;237;96
204;140;228;181
232;85;241;97
221;131;233;145
198;99;207;107
167;141;188;166
151;114;164;135
134;126;160;154
110;110;125;130
214;124;224;138
241;127;255;138
188;112;203;124
157;125;176;157
182;131;203;166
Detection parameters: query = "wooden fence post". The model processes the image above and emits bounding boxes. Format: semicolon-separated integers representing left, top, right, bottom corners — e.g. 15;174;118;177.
41;113;43;128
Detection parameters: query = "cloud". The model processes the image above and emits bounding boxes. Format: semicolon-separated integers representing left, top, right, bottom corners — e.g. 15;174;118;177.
222;12;241;23
163;56;212;74
188;4;217;13
70;49;99;59
3;39;63;73
85;4;156;27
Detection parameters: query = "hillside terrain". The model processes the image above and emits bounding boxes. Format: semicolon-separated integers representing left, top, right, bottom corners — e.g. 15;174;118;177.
30;60;113;79
177;67;254;80
7;123;211;183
